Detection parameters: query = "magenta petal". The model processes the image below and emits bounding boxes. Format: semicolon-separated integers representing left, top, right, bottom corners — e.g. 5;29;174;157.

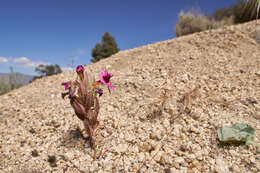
109;83;115;90
100;70;114;84
105;82;115;90
61;81;71;90
76;65;84;73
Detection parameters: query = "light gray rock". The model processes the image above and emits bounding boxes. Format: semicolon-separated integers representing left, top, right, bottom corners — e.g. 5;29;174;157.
215;156;230;173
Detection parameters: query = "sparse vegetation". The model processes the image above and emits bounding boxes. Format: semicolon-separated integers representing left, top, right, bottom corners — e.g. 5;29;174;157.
175;9;234;37
212;7;234;21
175;0;260;37
175;10;215;37
233;0;260;23
0;78;11;95
0;67;23;95
30;64;63;82
35;64;62;76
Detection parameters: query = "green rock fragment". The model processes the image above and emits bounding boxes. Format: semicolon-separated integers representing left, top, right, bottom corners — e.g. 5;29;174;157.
217;123;255;145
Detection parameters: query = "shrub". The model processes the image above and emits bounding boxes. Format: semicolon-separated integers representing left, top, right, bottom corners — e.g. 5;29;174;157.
91;32;120;63
175;8;235;37
0;78;11;95
175;0;260;37
35;64;62;76
213;7;234;21
0;67;24;95
211;16;235;29
30;64;62;83
175;10;213;37
233;0;260;23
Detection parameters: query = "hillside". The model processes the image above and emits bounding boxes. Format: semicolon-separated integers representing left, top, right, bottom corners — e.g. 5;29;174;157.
0;20;260;173
0;72;34;85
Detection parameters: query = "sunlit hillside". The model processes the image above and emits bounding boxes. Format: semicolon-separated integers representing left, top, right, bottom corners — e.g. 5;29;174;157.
0;20;260;173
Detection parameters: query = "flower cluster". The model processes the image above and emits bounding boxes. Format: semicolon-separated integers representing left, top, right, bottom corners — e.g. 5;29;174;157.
61;65;114;158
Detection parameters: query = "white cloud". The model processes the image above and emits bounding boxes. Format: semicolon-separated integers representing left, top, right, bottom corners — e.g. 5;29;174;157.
13;57;30;63
0;56;8;63
13;57;48;68
61;67;73;72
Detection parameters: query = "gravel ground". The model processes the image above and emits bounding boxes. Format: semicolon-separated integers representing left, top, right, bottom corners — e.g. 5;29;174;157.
0;20;260;173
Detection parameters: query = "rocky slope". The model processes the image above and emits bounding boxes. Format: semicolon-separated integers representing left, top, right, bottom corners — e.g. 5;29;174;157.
0;20;260;173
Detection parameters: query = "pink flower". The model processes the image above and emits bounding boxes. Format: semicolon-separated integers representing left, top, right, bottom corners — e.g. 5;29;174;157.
76;65;84;73
100;70;114;90
76;65;85;81
61;81;71;90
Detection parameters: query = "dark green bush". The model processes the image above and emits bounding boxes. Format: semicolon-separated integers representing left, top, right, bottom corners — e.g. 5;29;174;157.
35;64;62;76
91;32;120;63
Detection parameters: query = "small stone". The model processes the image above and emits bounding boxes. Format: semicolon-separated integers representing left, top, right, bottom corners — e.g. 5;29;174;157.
163;119;170;128
125;133;135;143
254;111;260;120
187;154;196;160
240;69;245;73
18;114;25;122
29;128;36;134
231;165;240;173
20;140;26;147
229;150;237;156
195;150;203;160
142;142;152;152
192;160;201;171
215;156;230;173
117;143;128;153
170;168;179;172
137;152;145;162
174;157;185;164
172;162;180;169
191;113;200;120
164;168;171;173
31;149;39;157
150;130;161;140
47;155;57;167
190;126;200;134
161;153;173;165
257;146;260;153
173;125;182;137
89;165;96;172
179;144;188;152
65;152;74;160
153;151;163;163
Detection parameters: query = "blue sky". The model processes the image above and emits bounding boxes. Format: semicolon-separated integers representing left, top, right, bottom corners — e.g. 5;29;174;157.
0;0;237;75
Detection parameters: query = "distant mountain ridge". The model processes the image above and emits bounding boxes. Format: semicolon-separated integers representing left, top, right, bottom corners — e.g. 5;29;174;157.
0;72;34;85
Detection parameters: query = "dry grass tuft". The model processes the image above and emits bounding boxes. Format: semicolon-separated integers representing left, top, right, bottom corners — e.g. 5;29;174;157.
147;88;174;120
181;86;201;110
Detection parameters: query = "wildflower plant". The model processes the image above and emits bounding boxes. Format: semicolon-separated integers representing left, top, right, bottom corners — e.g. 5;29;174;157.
61;65;114;158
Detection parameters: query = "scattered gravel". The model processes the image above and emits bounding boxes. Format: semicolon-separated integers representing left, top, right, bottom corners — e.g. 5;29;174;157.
0;20;260;173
